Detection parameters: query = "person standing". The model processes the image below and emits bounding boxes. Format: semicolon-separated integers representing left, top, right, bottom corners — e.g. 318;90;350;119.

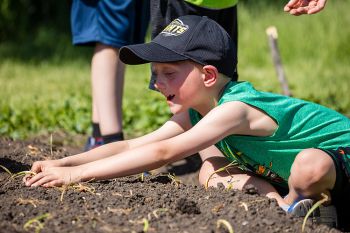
71;0;150;150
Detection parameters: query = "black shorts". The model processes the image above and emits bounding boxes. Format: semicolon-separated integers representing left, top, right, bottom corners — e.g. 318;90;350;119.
321;147;350;230
149;0;238;89
321;147;350;201
150;0;238;41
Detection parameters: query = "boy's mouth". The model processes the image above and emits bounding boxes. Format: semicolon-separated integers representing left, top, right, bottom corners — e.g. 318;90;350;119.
167;94;175;101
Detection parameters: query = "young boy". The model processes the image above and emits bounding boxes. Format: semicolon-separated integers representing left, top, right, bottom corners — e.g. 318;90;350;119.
24;15;349;228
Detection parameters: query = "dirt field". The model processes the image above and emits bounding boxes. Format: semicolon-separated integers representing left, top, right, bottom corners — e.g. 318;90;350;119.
0;137;344;233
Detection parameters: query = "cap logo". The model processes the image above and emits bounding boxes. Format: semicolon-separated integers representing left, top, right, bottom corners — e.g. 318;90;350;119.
161;19;189;36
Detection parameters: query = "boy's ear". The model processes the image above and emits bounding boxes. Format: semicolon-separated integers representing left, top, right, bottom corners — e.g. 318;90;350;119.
202;65;219;87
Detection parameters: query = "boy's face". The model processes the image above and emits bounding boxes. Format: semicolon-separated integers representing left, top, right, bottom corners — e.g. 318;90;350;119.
152;61;204;114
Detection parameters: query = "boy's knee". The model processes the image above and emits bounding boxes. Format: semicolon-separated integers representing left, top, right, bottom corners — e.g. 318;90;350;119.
292;149;334;175
198;157;239;187
198;160;215;186
289;148;336;195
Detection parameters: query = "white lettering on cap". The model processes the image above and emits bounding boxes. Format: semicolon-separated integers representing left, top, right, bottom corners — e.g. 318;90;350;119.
161;19;189;37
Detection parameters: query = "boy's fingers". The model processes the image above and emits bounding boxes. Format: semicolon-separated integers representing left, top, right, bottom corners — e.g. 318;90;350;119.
43;180;63;187
30;163;43;174
30;174;57;187
25;172;45;186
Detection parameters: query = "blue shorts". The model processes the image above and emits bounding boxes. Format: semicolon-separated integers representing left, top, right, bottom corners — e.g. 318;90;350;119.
71;0;150;48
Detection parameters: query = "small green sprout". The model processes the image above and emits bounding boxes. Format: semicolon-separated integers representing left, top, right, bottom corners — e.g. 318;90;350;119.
23;213;51;233
12;171;37;179
167;173;182;187
140;172;145;182
142;218;149;232
152;208;168;219
0;164;12;176
205;161;238;190
217;219;234;233
301;193;329;232
0;164;36;180
16;197;44;208
59;182;96;202
239;202;248;211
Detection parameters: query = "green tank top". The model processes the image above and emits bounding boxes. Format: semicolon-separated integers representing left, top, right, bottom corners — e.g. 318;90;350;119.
185;0;238;9
189;81;350;187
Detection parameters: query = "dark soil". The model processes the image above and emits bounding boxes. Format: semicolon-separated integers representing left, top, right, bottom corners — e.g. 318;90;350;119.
0;137;343;233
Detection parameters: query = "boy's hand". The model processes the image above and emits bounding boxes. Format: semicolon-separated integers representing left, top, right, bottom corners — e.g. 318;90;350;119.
24;166;83;187
23;160;63;183
284;0;327;15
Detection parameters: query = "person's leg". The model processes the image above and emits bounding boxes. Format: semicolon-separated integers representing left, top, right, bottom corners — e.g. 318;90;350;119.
91;43;125;137
198;146;286;206
284;148;336;205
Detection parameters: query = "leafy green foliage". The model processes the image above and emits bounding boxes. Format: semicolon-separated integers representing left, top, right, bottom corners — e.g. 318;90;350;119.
0;1;349;140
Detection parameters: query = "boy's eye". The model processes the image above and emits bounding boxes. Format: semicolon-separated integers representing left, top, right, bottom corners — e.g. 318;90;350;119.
164;72;175;77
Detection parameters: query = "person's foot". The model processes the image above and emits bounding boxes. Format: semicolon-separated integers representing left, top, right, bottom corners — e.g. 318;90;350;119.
84;136;104;151
288;199;338;228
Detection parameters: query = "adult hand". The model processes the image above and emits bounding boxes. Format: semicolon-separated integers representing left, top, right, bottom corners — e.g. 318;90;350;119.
24;166;83;187
284;0;327;16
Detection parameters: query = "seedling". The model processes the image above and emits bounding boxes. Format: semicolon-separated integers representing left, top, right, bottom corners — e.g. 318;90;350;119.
59;182;96;202
142;218;149;232
205;161;238;190
12;171;37;179
107;207;132;215
152;208;168;219
0;164;12;176
23;213;51;233
16;197;45;208
147;208;168;220
139;172;146;182
129;218;150;232
27;145;40;155
239;202;248;211
216;219;234;233
301;193;329;232
167;173;182;187
0;164;36;180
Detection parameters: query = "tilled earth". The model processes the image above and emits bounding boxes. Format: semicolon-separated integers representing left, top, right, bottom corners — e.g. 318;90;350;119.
0;137;344;233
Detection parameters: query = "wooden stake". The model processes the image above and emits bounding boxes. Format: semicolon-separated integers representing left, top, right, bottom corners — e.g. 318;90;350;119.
266;26;292;96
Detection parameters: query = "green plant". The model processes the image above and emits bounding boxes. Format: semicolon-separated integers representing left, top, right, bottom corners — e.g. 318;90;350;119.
23;213;51;233
217;219;234;233
205;161;238;190
301;193;329;232
0;164;36;180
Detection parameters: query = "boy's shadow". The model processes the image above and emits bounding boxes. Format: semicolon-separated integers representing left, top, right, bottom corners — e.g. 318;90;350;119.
0;157;30;174
165;154;202;175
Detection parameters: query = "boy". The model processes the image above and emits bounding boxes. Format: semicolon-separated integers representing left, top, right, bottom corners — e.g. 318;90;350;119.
25;15;349;228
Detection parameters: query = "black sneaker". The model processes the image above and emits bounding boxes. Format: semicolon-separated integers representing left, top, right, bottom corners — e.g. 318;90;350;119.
84;136;104;151
288;199;338;228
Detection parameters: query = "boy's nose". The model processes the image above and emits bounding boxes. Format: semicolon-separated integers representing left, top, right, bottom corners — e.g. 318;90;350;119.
154;78;166;91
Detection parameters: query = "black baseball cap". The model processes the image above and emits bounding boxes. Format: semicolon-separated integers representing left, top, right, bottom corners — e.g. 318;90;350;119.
119;15;237;80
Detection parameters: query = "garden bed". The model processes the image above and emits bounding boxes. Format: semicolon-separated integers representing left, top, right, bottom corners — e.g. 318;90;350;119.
0;137;341;233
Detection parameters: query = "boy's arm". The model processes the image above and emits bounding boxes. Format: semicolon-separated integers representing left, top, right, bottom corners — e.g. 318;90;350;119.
27;102;260;187
80;102;252;180
25;112;190;186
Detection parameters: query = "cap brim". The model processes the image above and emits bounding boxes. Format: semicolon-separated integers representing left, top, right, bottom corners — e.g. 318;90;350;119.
119;42;188;65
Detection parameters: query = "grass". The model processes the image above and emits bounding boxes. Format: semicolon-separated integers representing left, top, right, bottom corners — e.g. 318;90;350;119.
0;1;349;140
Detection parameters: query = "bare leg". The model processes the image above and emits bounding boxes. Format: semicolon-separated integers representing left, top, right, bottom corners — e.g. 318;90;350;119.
198;146;286;206
284;148;336;205
91;43;125;135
